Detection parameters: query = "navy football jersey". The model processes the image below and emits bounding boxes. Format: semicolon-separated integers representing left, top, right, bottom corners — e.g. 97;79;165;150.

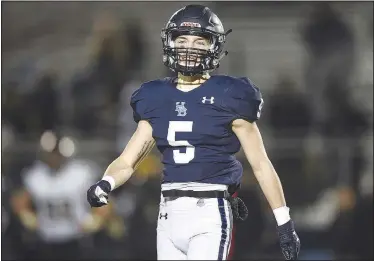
130;75;263;185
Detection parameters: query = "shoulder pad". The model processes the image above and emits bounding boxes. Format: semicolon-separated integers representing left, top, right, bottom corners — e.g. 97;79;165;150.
22;161;48;188
223;77;264;123
130;79;167;123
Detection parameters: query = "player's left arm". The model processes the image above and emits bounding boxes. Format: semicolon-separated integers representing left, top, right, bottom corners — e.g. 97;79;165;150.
229;79;288;216
228;77;300;259
232;120;287;215
232;120;300;260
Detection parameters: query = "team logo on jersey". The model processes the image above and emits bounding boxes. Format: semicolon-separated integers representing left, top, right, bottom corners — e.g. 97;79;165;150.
175;102;187;116
202;96;215;104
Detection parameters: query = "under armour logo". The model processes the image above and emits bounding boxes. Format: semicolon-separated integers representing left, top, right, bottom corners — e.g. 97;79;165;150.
197;198;205;207
175;102;187;117
202;96;215;104
159;213;168;220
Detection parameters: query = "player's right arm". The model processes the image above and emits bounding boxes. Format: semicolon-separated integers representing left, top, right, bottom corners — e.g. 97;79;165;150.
10;168;41;231
11;189;38;230
87;120;155;207
103;120;155;189
87;83;157;207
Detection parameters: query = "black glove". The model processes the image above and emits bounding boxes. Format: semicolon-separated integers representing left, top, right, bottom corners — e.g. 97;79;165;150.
87;180;111;207
227;196;248;221
277;220;300;260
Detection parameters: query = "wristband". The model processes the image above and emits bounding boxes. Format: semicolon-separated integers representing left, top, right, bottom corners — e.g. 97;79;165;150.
102;176;115;191
273;206;291;226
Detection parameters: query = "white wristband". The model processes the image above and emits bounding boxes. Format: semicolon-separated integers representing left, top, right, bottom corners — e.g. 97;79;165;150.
273;206;291;226
102;176;115;191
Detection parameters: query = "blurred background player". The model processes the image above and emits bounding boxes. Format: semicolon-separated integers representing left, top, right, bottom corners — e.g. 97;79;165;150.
10;131;113;260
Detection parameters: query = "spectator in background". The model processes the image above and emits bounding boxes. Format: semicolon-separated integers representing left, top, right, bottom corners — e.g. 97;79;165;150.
2;81;29;136
71;73;108;137
321;79;369;206
28;72;60;134
71;12;145;138
3;70;61;141
71;13;126;137
2;72;61;140
301;2;355;131
89;12;129;102
268;74;311;138
300;3;367;206
302;3;353;58
121;19;145;84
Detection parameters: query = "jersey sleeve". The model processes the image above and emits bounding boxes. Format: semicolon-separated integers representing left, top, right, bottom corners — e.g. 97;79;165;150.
130;85;151;123
225;77;264;123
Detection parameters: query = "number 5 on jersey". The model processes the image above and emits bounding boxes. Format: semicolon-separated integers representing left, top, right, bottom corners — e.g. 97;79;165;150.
167;121;195;164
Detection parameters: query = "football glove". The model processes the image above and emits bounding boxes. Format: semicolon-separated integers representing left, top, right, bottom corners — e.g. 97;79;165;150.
277;220;301;260
228;196;248;221
87;180;111;207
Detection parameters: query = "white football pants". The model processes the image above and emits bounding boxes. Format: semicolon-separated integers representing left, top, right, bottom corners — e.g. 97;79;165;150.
157;183;233;260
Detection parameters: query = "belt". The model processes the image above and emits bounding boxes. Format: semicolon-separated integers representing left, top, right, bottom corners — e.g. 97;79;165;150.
162;189;229;199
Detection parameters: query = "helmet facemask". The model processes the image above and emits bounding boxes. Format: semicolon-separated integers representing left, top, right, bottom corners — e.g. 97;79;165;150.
161;27;231;76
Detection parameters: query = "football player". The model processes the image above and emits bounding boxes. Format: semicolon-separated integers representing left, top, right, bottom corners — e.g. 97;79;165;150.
12;131;111;260
87;5;300;260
